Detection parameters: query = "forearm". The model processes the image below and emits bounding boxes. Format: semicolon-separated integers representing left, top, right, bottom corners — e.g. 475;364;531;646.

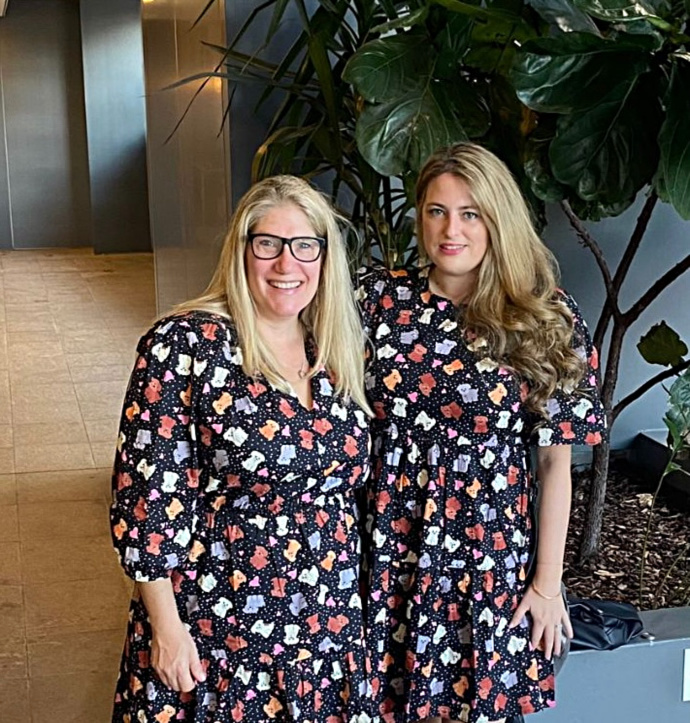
532;444;572;595
138;578;184;633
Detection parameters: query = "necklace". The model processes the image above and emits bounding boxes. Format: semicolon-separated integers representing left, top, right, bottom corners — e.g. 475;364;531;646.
297;358;309;379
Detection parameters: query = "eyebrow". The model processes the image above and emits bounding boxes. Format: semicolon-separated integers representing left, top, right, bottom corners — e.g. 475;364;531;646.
425;201;479;210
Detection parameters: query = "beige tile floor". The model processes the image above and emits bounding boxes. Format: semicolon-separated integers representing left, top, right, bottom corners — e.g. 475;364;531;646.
0;248;157;723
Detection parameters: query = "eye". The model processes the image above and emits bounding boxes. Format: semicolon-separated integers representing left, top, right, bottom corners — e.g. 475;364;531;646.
427;207;445;217
256;236;279;248
296;239;318;250
463;211;479;220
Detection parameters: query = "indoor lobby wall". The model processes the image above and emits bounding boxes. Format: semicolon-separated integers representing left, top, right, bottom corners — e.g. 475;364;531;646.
141;0;231;314
0;0;91;249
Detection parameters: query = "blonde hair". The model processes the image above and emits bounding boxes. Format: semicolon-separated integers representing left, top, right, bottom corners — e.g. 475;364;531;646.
416;143;585;413
174;175;369;412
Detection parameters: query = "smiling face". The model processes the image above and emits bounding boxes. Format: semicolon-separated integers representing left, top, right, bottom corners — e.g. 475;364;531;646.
421;172;490;298
245;203;322;326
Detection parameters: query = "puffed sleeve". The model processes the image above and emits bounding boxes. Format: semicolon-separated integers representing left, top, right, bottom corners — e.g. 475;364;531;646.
531;292;607;447
110;315;215;581
354;265;389;337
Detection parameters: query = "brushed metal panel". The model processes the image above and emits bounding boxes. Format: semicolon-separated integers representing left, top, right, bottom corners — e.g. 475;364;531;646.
80;0;151;254
0;0;91;248
0;51;13;249
142;0;230;314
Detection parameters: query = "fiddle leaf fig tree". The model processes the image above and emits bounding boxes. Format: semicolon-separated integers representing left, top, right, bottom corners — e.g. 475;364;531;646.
198;0;690;562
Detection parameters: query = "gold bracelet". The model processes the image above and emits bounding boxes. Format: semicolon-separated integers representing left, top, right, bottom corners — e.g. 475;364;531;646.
531;582;561;601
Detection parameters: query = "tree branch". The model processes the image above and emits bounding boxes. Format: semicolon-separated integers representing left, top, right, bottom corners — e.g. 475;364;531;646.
622;252;690;325
560;200;618;314
612;358;690;421
614;192;659;293
592;192;659;350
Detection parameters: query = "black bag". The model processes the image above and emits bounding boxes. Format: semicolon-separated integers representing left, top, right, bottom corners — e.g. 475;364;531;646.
567;596;645;651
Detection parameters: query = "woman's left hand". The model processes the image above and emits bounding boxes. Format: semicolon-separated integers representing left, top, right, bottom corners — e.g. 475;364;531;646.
508;584;574;659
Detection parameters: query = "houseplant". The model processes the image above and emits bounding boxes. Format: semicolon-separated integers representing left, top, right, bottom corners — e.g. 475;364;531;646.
192;0;690;568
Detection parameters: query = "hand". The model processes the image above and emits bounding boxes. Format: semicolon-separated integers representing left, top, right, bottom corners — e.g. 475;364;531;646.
508;584;574;660
151;621;206;692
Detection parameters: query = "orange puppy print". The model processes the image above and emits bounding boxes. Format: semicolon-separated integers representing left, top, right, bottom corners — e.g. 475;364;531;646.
384;369;402;391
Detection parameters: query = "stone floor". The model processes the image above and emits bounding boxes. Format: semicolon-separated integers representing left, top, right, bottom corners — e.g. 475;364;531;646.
0;248;157;722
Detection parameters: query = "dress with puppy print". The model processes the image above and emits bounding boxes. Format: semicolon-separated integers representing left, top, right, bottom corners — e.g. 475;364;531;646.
356;266;606;723
110;312;372;723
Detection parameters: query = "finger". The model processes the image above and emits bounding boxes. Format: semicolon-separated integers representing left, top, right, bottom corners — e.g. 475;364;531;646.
190;655;207;684
543;626;555;660
531;621;545;651
178;668;197;693
509;602;528;629
563;614;574;639
553;626;562;657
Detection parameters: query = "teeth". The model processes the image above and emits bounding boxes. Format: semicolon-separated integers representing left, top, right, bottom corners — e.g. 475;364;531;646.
269;281;301;289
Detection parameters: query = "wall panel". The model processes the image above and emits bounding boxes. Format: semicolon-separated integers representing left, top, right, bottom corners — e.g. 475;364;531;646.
80;0;151;253
0;0;91;248
142;0;230;313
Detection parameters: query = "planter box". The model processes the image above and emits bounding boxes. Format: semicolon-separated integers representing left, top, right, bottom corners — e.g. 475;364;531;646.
531;606;690;722
630;430;690;511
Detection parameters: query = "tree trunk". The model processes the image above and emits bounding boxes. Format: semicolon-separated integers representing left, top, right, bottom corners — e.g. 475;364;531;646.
579;439;611;560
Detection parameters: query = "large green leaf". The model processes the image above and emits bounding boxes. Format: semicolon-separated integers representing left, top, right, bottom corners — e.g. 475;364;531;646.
526;0;601;34
512;33;650;113
434;11;475;78
343;34;432;103
638;321;689;366
355;85;470;176
524;145;568;203
658;55;690;220
616;19;666;47
463;3;539;75
575;0;672;29
665;367;690;445
568;195;636;220
371;6;430;33
549;74;662;202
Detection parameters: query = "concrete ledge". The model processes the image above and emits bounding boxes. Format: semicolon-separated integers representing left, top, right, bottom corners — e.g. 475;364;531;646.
531;606;690;722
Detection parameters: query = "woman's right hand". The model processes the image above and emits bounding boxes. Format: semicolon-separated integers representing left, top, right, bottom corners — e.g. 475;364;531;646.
151;620;206;692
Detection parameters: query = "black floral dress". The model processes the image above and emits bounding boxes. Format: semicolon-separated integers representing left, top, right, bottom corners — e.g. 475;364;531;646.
110;312;373;723
356;267;606;723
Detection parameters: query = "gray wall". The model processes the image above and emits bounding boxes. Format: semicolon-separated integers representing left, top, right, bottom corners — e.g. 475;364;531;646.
225;1;304;207
142;0;231;313
544;198;690;448
80;0;151;253
531;606;690;722
0;0;91;248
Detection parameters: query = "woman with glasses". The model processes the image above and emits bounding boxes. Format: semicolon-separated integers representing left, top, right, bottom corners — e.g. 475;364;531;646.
110;175;372;723
356;144;606;723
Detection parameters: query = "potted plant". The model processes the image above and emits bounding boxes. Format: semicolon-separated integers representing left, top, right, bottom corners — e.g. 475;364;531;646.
191;0;690;591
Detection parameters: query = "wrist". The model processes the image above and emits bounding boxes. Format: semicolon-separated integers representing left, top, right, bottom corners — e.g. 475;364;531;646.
530;580;562;600
149;612;185;636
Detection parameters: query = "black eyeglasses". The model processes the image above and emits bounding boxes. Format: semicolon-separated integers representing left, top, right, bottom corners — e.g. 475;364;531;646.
247;233;326;263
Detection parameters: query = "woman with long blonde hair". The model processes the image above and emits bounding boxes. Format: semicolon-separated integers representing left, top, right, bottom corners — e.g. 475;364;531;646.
357;144;606;723
111;175;372;723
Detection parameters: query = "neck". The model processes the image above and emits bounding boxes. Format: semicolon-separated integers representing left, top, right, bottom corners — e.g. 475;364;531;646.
429;267;475;305
256;316;304;344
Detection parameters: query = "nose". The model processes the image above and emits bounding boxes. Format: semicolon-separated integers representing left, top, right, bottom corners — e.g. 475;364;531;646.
445;212;462;238
273;241;299;272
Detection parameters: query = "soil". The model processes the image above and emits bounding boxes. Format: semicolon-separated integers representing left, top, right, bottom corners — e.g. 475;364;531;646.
563;458;690;611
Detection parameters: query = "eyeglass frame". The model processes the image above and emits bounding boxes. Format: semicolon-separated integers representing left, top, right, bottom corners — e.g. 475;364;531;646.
246;233;327;262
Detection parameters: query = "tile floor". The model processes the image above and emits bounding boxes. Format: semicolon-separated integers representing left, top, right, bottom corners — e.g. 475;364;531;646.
0;248;157;722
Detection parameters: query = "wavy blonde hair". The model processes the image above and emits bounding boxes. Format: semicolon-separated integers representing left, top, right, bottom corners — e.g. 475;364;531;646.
416;143;585;414
174;175;369;412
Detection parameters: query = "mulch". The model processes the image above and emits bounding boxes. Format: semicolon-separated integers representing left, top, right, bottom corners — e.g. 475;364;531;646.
563;459;690;611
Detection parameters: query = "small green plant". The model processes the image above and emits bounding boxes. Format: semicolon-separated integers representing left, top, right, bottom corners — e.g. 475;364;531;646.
188;0;690;564
638;366;690;608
